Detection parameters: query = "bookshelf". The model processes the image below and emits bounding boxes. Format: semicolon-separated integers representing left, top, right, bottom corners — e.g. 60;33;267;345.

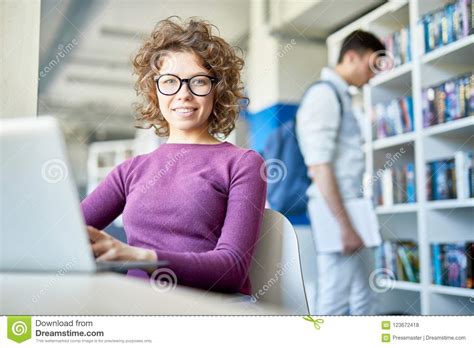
372;132;415;150
421;34;474;64
370;62;412;87
376;203;418;214
87;140;136;227
423;115;474;136
391;280;422;292
426;198;474;210
87;140;136;194
430;284;474;297
327;0;474;315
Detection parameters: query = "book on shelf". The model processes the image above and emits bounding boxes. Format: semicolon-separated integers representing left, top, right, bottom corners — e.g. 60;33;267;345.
373;96;414;139
419;0;473;54
422;72;474;128
375;163;416;206
376;240;420;283
381;168;393;206
431;242;474;288
382;26;411;68
426;151;474;200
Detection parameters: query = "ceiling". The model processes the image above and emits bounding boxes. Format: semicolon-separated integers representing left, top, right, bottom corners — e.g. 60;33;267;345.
270;0;385;40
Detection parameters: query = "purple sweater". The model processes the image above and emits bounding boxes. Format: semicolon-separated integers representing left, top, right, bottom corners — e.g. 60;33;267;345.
80;141;267;295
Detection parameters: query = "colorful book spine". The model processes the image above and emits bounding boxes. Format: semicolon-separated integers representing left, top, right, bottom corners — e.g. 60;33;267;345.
432;242;474;288
432;243;443;285
470;154;474;197
468;74;473;117
382;26;411;68
427;152;473;201
455;151;472;199
434;161;449;200
422;88;436;127
398;247;417;282
426;163;433;201
377;163;416;206
443;243;467;288
446;159;456;199
467;243;474;288
422;72;474;128
420;0;473;53
382;169;394;206
378;240;420;283
406;163;416;203
374;96;415;139
435;84;446;124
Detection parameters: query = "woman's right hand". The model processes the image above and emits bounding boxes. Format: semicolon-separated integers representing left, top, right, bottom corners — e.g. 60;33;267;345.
87;226;157;263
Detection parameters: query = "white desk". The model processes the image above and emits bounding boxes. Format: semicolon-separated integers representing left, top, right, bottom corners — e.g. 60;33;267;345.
0;273;285;315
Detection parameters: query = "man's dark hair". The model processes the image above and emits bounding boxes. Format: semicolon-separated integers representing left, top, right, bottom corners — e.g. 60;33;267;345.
337;30;385;63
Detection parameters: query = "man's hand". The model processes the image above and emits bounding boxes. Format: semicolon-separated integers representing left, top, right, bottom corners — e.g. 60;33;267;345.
341;224;364;255
87;226;157;262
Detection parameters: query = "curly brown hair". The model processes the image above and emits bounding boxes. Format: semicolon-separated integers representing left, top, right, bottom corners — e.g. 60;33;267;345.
132;17;247;138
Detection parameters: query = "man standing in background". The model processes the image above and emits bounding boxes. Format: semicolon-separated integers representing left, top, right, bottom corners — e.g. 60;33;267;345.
296;30;385;315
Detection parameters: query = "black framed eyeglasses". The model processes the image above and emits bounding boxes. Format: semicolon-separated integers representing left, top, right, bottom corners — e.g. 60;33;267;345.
154;74;218;96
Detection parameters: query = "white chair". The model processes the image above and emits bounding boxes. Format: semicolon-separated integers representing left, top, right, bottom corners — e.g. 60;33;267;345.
249;208;318;314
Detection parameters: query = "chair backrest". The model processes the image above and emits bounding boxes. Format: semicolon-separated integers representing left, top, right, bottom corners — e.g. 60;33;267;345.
249;209;311;314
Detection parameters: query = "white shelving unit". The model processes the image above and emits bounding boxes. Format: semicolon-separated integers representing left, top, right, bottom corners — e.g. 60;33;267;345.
370;62;412;87
87;140;136;227
376;203;418;214
87;140;136;195
425;198;474;210
372;131;415;150
392;280;422;292
328;0;474;315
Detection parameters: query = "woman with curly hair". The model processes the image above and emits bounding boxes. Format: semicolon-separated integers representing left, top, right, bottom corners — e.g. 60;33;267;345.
80;17;267;295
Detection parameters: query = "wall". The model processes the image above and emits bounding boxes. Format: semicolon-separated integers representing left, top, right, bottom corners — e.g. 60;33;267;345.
0;0;41;118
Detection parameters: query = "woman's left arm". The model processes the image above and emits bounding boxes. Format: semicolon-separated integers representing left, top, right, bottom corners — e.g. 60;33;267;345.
81;157;135;230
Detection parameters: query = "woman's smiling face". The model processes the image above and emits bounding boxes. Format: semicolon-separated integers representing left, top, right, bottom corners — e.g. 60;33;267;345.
156;51;215;139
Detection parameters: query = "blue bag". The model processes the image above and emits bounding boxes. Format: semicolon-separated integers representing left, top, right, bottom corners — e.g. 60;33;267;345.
263;80;343;216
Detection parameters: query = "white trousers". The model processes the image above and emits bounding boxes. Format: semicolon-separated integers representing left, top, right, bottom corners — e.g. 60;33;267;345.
316;247;377;315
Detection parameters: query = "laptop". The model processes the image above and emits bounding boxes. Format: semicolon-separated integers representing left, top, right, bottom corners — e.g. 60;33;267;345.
0;116;167;273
